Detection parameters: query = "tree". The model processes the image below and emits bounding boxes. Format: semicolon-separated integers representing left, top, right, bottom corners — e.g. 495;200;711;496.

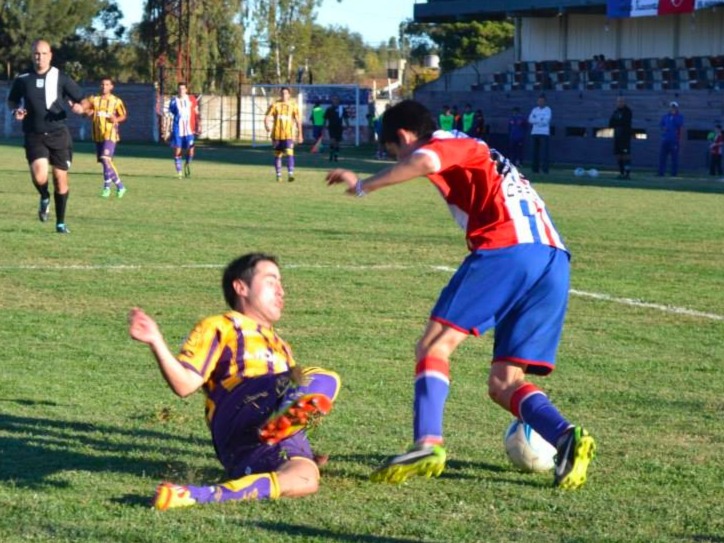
248;0;319;84
139;0;246;93
0;0;107;78
402;20;514;72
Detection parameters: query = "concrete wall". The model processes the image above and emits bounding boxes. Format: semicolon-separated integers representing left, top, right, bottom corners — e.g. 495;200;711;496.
1;83;157;142
414;87;724;172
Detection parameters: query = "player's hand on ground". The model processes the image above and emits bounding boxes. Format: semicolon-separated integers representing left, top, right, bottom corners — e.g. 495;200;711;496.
128;307;162;345
325;169;358;195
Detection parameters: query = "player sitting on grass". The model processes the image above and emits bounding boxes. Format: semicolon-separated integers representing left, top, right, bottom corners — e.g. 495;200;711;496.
128;252;340;510
326;100;595;490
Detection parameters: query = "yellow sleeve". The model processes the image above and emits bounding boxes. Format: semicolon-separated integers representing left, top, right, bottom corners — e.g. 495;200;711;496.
177;318;222;381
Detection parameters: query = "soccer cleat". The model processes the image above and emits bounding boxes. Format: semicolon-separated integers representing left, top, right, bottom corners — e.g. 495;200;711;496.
152;482;197;511
184;163;191;178
276;176;282;183
288;175;295;182
553;427;596;490
117;187;127;199
177;171;183;180
55;224;70;234
101;187;111;198
370;444;446;484
38;197;51;222
259;393;333;445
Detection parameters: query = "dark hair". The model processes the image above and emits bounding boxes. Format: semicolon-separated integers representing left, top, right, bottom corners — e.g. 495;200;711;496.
177;81;187;87
222;253;279;309
280;86;291;93
380;100;436;146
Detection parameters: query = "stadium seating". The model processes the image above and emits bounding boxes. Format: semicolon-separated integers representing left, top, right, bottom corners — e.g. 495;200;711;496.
485;55;723;92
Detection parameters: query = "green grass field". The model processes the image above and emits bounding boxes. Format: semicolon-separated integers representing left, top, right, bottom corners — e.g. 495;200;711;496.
0;139;722;543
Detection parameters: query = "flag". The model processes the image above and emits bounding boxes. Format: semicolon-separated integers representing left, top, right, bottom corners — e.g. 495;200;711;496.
607;0;723;17
657;0;695;15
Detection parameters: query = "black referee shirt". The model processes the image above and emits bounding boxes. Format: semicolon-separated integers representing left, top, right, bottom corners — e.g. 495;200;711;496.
7;69;84;134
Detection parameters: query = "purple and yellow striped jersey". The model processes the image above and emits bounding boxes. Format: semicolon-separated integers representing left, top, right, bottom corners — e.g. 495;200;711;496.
265;100;300;140
88;94;127;142
177;311;296;426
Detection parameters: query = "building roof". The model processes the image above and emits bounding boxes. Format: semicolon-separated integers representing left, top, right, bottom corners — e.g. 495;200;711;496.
413;0;606;22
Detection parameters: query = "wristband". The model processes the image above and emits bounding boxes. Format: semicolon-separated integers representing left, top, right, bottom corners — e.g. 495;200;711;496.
354;179;367;198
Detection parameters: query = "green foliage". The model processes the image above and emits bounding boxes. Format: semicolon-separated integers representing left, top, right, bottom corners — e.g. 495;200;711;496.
305;25;369;84
0;0;108;78
0;141;722;542
403;20;514;71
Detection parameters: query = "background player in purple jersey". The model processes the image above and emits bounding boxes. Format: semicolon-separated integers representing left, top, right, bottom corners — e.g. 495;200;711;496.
129;253;340;510
326;100;595;490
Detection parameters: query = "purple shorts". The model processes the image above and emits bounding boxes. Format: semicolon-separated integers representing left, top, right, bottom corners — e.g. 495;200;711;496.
273;139;294;153
210;372;314;478
431;244;570;375
95;141;116;162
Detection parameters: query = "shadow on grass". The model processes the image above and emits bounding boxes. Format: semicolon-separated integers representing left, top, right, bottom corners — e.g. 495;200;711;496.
0;410;211;488
252;521;428;543
319;453;543;488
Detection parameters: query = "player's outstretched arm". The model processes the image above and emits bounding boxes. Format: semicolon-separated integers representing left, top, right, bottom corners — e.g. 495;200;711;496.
326;151;437;196
128;307;204;397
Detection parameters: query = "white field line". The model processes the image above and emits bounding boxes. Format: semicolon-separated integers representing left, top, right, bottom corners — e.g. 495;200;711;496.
1;262;722;322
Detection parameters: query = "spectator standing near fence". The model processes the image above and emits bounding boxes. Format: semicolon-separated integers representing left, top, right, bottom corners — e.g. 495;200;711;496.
608;96;633;180
657;101;684;177
438;105;454;131
528;95;552;174
709;124;723;177
508;106;527;167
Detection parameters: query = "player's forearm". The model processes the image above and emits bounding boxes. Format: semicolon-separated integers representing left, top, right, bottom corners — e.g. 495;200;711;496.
358;154;434;194
148;340;201;397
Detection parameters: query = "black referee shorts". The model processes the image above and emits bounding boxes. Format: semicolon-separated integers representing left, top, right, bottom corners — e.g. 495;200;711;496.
24;128;73;170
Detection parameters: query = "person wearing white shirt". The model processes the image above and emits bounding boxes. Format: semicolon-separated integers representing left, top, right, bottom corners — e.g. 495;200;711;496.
528;95;552;174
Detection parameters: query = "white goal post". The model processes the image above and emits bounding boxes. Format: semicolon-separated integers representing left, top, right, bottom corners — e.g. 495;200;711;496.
249;84;369;147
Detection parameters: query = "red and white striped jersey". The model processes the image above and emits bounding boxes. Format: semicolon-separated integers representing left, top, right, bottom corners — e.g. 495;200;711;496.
414;135;567;252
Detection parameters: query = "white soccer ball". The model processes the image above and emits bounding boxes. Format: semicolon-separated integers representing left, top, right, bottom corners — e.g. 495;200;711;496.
574;167;585;177
587;168;599;178
504;419;557;473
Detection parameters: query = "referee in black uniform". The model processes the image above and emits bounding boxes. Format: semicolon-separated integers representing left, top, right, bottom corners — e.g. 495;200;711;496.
7;39;87;234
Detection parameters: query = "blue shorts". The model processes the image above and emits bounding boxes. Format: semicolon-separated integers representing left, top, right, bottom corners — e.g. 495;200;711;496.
312;126;324;140
170;133;195;150
431;244;570;375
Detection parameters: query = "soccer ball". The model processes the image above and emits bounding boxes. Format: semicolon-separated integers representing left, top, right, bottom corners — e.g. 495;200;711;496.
587;168;599;178
574;167;585;177
503;420;557;473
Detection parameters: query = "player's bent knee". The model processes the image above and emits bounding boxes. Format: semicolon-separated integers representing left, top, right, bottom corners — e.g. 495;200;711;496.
277;457;320;498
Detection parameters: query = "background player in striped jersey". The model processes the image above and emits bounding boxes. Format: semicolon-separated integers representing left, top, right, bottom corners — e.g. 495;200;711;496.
326;100;595;491
84;78;128;198
128;252;340;510
166;82;200;179
264;87;303;182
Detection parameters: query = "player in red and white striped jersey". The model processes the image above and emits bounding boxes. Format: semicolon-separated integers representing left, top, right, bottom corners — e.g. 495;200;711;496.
326;100;595;490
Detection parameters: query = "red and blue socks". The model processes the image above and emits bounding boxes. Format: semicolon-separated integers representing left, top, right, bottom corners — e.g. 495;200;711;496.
510;383;572;447
413;356;450;445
